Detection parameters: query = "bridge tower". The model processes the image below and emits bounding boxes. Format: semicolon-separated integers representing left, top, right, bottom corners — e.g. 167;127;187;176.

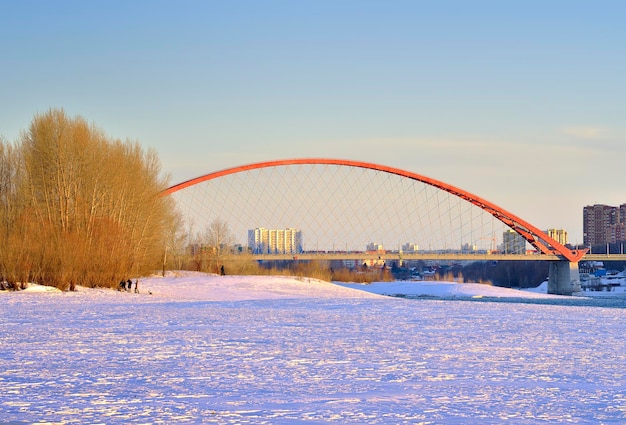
548;261;582;295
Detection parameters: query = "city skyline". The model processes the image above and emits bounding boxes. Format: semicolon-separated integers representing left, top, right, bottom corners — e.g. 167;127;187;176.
2;1;625;244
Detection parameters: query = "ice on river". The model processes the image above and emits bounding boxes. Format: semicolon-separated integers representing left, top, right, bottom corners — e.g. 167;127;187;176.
1;272;625;424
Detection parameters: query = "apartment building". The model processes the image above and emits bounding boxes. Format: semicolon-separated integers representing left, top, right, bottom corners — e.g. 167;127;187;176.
583;204;626;247
546;228;568;246
502;229;526;254
248;227;303;254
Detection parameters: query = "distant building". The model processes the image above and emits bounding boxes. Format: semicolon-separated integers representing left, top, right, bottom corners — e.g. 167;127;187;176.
188;243;202;257
461;243;477;253
366;243;384;252
546;228;568;246
248;227;303;254
401;243;419;253
502;229;526;254
583;204;626;247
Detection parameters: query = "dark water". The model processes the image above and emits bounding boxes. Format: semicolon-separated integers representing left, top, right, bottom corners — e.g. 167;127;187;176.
401;294;626;309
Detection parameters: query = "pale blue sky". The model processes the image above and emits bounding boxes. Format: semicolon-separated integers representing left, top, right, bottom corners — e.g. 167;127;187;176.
1;1;625;243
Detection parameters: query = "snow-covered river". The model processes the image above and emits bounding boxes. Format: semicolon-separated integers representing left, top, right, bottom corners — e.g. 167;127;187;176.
1;274;625;424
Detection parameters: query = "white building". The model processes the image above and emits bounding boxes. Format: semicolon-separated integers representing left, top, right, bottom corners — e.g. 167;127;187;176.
502;229;526;254
248;227;303;254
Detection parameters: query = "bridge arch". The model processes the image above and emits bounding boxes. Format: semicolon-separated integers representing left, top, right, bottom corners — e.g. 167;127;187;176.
165;158;585;262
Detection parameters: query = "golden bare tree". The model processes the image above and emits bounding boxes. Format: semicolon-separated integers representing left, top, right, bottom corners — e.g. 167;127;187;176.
0;138;21;237
161;210;188;274
1;108;177;290
193;218;235;274
0;137;30;288
206;218;235;274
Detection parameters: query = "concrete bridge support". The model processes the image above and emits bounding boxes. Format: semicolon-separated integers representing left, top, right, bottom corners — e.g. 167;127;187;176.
548;261;581;295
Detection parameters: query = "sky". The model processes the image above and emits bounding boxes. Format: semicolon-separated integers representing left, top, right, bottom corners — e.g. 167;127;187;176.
1;1;625;244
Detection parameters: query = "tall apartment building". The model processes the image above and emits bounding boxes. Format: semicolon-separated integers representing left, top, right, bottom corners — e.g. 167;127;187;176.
502;229;526;254
546;228;568;246
583;204;626;247
248;227;303;254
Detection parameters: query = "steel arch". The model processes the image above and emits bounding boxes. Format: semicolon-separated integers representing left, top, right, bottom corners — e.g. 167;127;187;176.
164;158;586;262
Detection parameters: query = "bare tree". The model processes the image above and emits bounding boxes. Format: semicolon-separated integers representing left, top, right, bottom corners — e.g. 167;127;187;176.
0;138;21;238
7;108;178;290
0;137;27;288
203;218;235;274
161;209;188;274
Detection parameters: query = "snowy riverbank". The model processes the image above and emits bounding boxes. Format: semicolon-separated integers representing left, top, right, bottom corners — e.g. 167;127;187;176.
4;271;570;301
2;272;625;424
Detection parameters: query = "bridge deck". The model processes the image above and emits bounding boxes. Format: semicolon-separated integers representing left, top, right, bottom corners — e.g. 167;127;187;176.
251;253;626;262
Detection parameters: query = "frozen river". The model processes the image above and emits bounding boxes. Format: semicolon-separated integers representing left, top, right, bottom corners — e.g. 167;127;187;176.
1;274;625;424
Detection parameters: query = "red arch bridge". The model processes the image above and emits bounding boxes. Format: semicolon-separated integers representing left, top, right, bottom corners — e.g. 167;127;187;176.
164;158;623;295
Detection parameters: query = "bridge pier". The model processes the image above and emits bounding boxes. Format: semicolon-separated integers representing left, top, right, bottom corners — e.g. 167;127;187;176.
548;261;581;295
